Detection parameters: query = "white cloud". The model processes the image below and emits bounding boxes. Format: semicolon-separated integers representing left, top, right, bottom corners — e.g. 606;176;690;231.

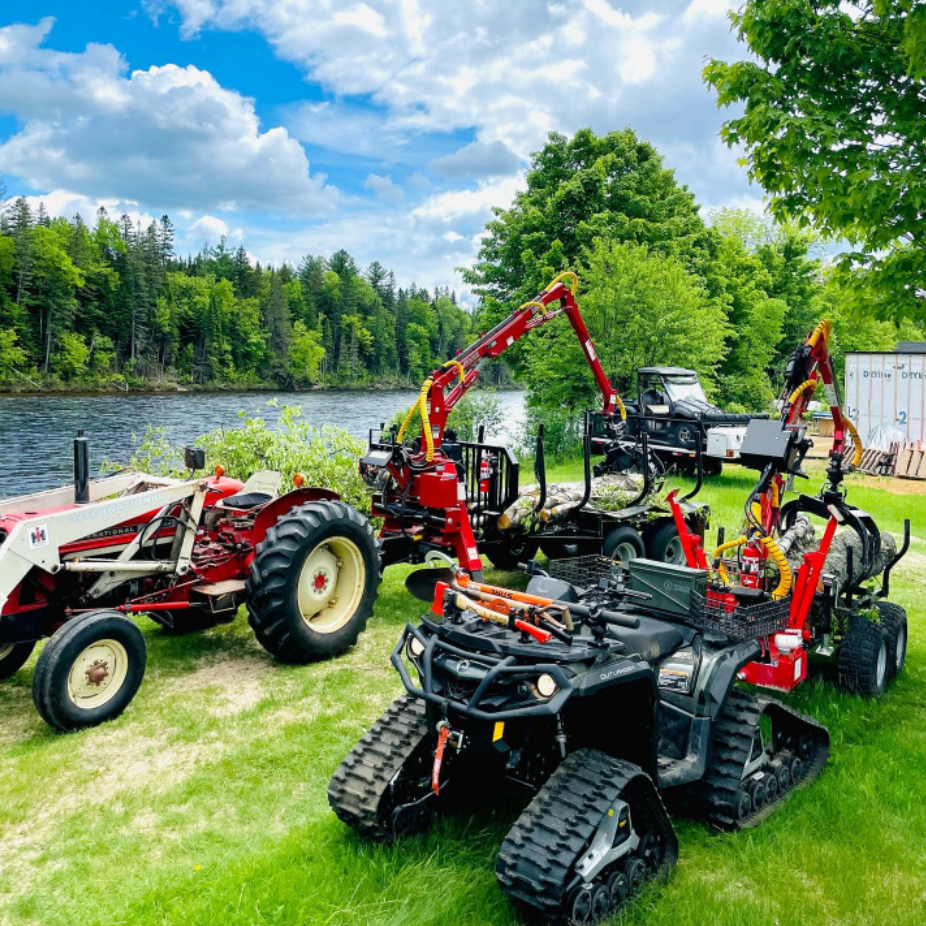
190;214;229;242
0;18;337;216
683;0;737;20
363;173;404;203
430;140;521;179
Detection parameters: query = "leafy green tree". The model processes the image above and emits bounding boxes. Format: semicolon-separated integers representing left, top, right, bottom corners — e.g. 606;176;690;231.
0;328;26;381
704;0;926;319
289;320;325;384
465;128;710;333
53;331;90;380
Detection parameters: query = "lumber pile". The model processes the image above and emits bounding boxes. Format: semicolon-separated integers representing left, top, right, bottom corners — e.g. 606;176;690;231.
896;443;926;480
856;443;900;477
497;473;645;531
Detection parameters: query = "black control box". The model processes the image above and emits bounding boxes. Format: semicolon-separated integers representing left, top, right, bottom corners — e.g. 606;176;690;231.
738;419;806;472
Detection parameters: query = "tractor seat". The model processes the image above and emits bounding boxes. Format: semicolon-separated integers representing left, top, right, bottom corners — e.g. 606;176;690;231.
607;614;687;662
218;492;273;510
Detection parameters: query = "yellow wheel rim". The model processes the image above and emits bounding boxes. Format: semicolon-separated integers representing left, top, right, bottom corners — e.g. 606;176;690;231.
297;537;366;634
67;639;130;708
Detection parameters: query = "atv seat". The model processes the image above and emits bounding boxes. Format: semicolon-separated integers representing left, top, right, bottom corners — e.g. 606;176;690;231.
218;492;273;510
607;614;686;662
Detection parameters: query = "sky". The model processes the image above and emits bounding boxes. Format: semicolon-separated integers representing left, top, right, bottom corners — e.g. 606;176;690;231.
0;0;759;300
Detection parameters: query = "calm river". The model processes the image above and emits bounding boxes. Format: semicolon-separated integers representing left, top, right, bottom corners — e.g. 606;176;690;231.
0;389;527;498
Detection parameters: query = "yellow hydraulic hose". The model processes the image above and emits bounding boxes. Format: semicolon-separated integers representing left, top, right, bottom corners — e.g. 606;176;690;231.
517;300;547;314
397;376;436;461
808;318;831;349
788;378;817;406
846;418;864;467
712;535;747;586
759;535;792;600
545;271;579;295
442;359;466;385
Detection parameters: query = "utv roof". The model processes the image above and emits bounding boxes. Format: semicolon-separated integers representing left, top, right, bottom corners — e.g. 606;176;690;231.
638;367;698;377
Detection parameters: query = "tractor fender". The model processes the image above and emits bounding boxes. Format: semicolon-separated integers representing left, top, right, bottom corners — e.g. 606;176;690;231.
252;488;341;546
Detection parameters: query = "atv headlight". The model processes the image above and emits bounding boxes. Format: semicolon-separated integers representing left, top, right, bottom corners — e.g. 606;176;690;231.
407;635;426;659
534;673;559;699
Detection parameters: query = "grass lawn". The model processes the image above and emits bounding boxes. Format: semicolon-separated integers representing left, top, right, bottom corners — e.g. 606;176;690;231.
1;462;924;926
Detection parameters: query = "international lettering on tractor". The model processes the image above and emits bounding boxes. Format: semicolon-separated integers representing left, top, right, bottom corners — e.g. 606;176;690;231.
0;435;380;731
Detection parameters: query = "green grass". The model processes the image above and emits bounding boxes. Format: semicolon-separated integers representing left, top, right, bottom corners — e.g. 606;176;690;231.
1;465;924;926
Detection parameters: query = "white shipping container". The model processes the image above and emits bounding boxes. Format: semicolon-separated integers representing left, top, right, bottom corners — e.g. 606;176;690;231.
844;352;926;444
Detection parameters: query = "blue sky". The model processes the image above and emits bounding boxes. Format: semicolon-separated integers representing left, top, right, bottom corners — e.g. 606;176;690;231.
0;0;759;298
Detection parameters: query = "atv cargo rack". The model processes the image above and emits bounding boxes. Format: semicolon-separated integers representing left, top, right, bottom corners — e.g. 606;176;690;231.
689;588;791;641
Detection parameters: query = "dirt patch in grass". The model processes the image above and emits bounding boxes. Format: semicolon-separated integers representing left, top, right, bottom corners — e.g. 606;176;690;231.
157;657;274;717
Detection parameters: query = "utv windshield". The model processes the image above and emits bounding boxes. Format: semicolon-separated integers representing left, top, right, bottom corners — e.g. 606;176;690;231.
664;376;708;404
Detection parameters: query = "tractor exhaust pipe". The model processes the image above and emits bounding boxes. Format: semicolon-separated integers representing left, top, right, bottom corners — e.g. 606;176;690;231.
74;430;90;504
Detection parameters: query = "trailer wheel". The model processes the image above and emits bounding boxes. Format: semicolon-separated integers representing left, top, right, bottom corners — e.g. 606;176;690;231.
875;601;907;679
32;611;147;732
0;641;36;680
837;614;888;698
481;538;538;571
645;521;685;565
247;501;380;663
603;525;645;564
702;457;723;477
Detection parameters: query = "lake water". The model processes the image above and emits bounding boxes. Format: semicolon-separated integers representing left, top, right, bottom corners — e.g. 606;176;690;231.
0;389;527;498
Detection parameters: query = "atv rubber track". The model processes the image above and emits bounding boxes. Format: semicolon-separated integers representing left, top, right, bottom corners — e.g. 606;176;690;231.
496;749;677;921
682;689;829;829
327;694;428;840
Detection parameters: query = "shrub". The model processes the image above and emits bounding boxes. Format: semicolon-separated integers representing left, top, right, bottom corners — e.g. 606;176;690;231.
119;403;370;509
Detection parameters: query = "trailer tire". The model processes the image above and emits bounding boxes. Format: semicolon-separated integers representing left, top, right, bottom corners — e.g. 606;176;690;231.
645;521;686;565
247;501;380;663
0;641;36;680
481;538;538;571
32;611;146;732
603;525;645;564
875;601;907;679
703;457;723;477
837;614;888;698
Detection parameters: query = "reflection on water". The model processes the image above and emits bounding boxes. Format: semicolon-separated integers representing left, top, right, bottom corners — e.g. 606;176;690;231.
0;390;526;498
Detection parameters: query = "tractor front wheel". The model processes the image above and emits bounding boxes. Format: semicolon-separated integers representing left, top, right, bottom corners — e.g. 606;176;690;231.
32;611;147;732
246;501;380;663
0;641;36;680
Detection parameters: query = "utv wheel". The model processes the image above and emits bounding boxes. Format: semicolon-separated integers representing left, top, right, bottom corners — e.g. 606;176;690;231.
875;601;907;679
838;614;888;698
603;525;645;563
481;537;538;571
32;611;146;732
247;501;380;663
646;521;685;565
0;641;36;680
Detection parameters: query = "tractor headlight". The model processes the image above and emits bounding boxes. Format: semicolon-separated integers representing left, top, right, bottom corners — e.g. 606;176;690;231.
533;673;559;699
407;635;426;660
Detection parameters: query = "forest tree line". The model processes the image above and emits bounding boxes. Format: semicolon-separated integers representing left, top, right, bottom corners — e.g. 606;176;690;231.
0;195;476;390
2;128;923;407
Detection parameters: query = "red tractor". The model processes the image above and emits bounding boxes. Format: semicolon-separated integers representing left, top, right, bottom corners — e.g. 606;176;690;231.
669;319;910;697
361;272;708;576
0;438;379;731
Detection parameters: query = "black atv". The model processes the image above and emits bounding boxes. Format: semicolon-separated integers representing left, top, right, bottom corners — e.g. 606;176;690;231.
328;556;829;924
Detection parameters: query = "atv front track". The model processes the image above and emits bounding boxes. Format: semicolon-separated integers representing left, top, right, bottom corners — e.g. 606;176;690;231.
497;749;677;924
327;694;430;840
680;689;829;829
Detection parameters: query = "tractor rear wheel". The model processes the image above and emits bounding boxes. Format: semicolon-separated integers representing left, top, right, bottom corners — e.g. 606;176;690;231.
0;641;36;680
32;611;147;732
246;501;380;663
838;614;888;698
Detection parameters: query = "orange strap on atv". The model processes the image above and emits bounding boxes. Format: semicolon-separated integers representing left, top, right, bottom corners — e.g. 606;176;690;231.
432;723;450;795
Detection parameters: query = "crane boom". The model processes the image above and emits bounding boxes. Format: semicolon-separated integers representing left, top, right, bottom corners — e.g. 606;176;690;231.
417;274;621;454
